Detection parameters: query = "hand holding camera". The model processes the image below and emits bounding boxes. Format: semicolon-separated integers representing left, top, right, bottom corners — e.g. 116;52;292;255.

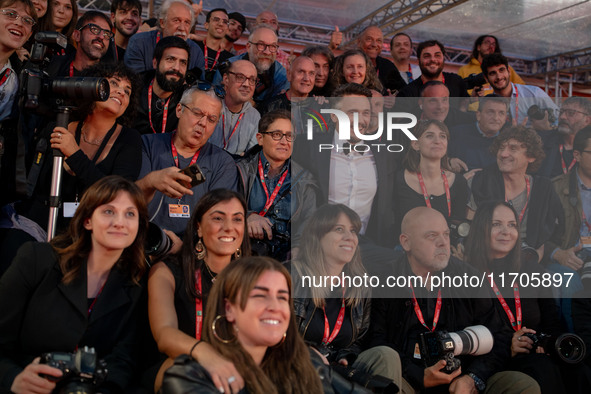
10;357;62;394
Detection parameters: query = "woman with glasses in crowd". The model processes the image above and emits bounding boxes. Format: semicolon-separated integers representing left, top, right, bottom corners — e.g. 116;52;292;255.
148;189;251;393
0;176;149;393
393;119;468;244
161;256;324;394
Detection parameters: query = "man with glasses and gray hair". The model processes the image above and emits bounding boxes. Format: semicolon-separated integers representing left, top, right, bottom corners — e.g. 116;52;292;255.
214;25;289;106
124;0;204;75
136;85;238;237
210;59;260;156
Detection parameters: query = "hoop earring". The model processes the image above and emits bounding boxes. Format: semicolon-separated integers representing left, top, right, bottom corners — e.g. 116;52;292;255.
212;315;235;344
234;248;241;259
196;239;206;260
273;332;287;348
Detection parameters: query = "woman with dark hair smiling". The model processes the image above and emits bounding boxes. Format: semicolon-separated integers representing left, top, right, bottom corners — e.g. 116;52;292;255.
463;201;574;393
0;176;149;393
148;189;251;393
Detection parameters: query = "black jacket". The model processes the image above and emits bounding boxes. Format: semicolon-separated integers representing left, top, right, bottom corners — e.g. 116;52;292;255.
471;165;564;252
369;255;511;392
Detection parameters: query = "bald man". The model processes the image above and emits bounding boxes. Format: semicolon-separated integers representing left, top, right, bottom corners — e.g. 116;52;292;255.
258;55;315;115
357;25;405;93
369;208;538;394
253;10;290;70
210;60;261;155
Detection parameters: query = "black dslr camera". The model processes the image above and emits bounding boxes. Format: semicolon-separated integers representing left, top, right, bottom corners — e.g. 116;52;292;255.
40;346;107;394
463;73;487;91
527;105;556;125
419;325;493;374
523;332;586;364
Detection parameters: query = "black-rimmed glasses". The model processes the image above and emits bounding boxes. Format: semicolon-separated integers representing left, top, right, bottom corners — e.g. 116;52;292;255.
248;41;279;53
227;71;258;86
260;130;295;142
78;23;114;40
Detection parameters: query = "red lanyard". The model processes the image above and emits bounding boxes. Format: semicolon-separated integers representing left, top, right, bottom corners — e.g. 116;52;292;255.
221;113;244;149
69;62;74;77
87;280;107;315
0;68;11;87
257;157;288;216
203;39;222;71
410;285;442;332
194;270;204;340
513;84;519;124
171;133;200;168
581;207;591;233
489;275;522;331
441;74;445;84
321;298;346;346
559;145;576;174
505;176;530;224
417;171;451;217
156;31;161;44
148;79;171;134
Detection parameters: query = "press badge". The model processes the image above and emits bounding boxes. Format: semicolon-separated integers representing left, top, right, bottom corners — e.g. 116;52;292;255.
63;202;79;217
581;236;591;248
414;343;421;359
169;204;190;218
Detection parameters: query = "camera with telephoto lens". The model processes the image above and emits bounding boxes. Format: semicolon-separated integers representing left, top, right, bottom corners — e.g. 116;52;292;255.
449;220;470;247
20;32;109;116
145;222;173;261
39;346;107;394
419;325;494;374
522;332;586;364
527;105;556;125
463;73;487;90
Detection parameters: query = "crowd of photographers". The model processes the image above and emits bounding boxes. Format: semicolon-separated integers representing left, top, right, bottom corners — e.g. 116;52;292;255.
2;0;591;393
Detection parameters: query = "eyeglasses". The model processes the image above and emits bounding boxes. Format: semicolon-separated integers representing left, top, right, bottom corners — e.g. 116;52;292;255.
78;23;114;40
260;130;295;142
559;108;590;117
181;104;219;124
210;16;229;25
1;8;35;27
227;71;258;86
248;41;279;53
195;80;226;99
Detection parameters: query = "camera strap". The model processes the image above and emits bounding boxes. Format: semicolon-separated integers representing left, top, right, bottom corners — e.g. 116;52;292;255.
194;269;204;340
410;286;442;332
489;275;522;331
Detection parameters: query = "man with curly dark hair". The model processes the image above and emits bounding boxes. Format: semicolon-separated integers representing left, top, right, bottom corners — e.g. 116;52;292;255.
468;126;563;262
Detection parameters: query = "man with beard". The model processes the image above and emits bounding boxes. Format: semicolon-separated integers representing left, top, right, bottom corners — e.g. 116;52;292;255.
124;0;204;75
458;35;524;98
538;97;591;177
214;26;289;106
258;55;315;116
220;12;246;54
135;36;189;135
482;53;557;127
390;32;421;84
196;8;233;82
210;60;260;155
47;11;113;77
397;40;469;99
357;25;405;94
110;0;141;61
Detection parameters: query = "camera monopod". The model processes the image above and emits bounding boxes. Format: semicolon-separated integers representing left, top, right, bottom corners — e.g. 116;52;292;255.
47;107;70;241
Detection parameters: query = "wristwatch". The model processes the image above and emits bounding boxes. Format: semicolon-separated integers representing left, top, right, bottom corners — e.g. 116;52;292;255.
468;372;486;392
